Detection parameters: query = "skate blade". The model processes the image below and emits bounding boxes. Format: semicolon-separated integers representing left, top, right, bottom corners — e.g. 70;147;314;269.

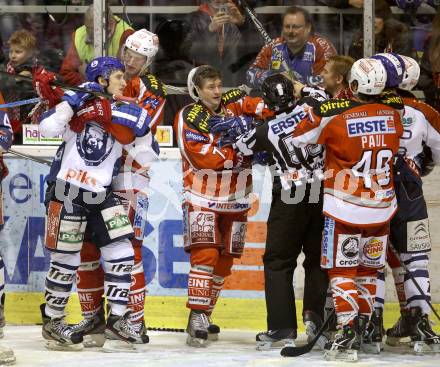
385;336;412;347
0;356;16;366
324;349;358;362
186;335;208;348
256;339;295;351
102;339;136;353
361;342;381;354
44;340;84;351
413;341;440;354
207;333;219;341
83;334;106;348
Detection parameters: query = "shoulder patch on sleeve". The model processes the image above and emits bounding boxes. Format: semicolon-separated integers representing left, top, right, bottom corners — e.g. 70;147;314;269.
141;74;167;97
182;103;211;133
378;93;404;111
221;88;247;105
315;99;356;117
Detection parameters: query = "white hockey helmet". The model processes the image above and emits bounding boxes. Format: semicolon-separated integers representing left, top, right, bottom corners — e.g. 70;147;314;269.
348;58;387;95
125;29;159;67
187;66;202;101
398;55;420;91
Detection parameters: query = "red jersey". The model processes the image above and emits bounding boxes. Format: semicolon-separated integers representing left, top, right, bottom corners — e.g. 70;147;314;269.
292;98;404;226
175;89;270;212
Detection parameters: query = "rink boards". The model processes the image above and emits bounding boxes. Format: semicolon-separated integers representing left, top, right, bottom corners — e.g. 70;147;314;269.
1;146;440;329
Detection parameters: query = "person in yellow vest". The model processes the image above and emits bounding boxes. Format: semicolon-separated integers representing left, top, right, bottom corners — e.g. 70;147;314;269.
60;5;134;86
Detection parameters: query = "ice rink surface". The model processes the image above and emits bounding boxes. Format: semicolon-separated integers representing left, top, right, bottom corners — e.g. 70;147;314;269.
2;325;440;367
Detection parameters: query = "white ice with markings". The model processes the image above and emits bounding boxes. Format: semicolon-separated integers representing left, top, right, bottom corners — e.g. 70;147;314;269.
1;325;440;367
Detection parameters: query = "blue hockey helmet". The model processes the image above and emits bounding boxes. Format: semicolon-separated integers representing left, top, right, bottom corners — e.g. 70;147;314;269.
85;56;125;82
371;53;405;88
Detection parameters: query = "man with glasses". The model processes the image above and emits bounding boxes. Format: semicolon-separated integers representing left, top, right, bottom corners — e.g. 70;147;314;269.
246;6;336;89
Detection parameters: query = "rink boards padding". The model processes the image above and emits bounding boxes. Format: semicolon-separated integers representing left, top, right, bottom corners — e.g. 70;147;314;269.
4;293;440;333
1;150;440;306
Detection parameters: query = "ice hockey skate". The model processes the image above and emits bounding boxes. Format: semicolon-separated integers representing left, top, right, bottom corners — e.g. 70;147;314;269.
324;324;358;362
365;308;384;351
131;321;149;345
355;314;380;354
303;310;329;350
41;307;84;352
186;310;209;347
0;344;15;366
207;316;220;341
256;328;296;351
409;307;440;354
103;310;146;352
385;310;412;347
70;306;106;348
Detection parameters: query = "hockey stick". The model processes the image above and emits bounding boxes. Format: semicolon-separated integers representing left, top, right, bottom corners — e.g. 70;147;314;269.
235;0;296;82
388;244;440;321
280;309;335;357
0;70;136;102
7;149;52;166
0;97;41;109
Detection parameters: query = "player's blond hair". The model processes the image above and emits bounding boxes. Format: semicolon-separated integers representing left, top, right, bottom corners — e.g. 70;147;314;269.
328;55;355;86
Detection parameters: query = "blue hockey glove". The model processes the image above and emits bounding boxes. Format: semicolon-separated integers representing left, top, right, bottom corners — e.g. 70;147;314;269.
62;82;103;110
209;115;254;137
0;128;13;152
112;102;151;137
252;151;270;166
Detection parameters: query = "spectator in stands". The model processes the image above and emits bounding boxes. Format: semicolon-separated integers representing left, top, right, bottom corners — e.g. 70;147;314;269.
418;10;440;113
0;29;40;144
348;0;413;59
187;0;246;86
60;5;134;86
246;6;337;89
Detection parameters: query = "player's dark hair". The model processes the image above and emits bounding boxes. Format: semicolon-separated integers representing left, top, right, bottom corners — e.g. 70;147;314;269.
193;65;222;88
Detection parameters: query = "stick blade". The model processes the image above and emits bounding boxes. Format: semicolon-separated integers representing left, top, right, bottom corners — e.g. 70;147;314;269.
280;344;313;357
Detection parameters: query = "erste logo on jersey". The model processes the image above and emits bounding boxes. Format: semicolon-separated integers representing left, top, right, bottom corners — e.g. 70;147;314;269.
346;116;396;137
270;111;306;134
76;122;114;166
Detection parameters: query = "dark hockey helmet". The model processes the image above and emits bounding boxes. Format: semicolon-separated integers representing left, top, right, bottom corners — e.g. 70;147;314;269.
86;56;125;82
261;74;294;112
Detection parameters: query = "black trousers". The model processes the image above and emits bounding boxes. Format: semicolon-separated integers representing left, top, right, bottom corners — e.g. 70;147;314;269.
264;183;328;331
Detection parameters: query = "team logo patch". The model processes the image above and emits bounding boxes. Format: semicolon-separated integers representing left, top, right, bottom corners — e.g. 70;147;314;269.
346;116;396;137
76;122;114;166
360;235;387;267
363;238;384;261
407;219;431;252
336;234;360;267
189;211;216;244
229;222;247;255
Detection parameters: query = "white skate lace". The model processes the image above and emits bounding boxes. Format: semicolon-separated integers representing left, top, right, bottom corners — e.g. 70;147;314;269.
191;312;209;331
52;318;74;338
71;317;94;333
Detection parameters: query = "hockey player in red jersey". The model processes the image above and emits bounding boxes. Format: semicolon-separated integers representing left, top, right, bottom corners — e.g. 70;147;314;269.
71;29;167;347
368;53;440;353
291;58;403;361
175;65;270;347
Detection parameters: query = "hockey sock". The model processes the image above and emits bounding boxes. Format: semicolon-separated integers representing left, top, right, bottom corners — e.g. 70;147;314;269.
391;266;406;311
77;241;104;318
373;269;385;310
127;246;146;325
401;253;431;315
355;273;376;318
207;275;224;316
328;272;359;327
101;240;134;317
45;251;80;318
0;256;4;307
187;265;214;311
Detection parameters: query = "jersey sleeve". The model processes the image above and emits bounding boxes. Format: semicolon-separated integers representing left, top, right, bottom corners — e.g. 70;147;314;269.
312;36;337;75
39;101;73;138
292;107;327;146
138;74;167;134
175;108;238;171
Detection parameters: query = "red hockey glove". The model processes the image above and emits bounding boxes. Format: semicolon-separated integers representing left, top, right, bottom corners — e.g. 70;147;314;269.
69;98;112;133
32;66;64;108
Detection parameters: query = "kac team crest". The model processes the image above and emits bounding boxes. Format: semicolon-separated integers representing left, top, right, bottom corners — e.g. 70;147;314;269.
76;122;114;166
